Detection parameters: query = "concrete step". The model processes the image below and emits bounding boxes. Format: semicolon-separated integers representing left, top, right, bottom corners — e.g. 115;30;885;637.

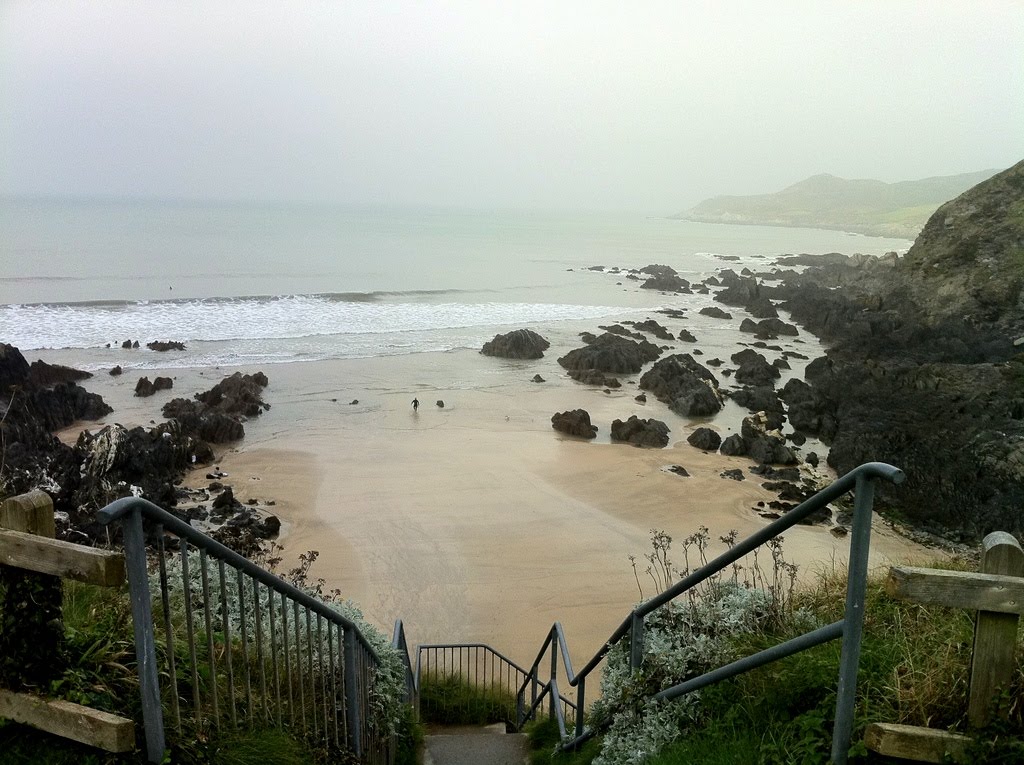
424;723;528;765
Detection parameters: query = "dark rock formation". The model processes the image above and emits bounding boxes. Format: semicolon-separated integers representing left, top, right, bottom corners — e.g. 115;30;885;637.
551;409;598;439
699;306;732;320
610;415;670;448
768;162;1024;536
740;317;799;337
109;365;123;376
639;354;723;417
721;469;745;481
687;427;722;451
631;319;674;341
135;376;173;397
634;393;647;403
677;329;697;343
146;341;186;352
532;374;545;383
730;349;781;387
481;329;551;359
720;434;746;456
28;361;91;387
567;369;621;387
558;333;662;374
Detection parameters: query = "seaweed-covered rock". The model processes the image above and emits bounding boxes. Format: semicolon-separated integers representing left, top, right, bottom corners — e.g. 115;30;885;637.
481;329;551;359
147;340;186;352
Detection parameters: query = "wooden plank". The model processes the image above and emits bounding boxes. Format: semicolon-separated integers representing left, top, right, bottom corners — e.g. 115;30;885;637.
969;532;1024;728
1;490;55;537
864;722;971;763
0;687;135;753
0;529;125;586
887;566;1024;614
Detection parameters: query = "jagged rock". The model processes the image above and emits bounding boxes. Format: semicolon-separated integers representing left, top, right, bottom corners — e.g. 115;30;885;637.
699;306;732;320
641;273;691;292
146;340;186;352
677;329;697;342
558;333;662;374
567;369;621;387
28;361;91;387
731;349;781;387
436;400;444;408
213;486;239;511
631;319;675;340
745;295;779;319
135;376;173;398
720;434;746;456
601;324;645;340
121;340;133;349
806;451;820;468
706;358;723;367
532;374;545;383
721;469;745;481
480;329;551;359
687;427;722;451
551;409;598;439
109;365;123;376
639;354;723;417
610;415;670;448
634;393;647;403
666;465;690;477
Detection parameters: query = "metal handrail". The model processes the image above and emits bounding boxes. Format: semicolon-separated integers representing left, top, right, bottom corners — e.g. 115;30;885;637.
515;461;905;764
98;496;411;764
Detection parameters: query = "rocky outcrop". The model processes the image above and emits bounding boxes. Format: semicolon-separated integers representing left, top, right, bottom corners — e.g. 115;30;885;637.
731;349;781;387
567;369;621;387
135;376;173;397
630;319;674;341
772;160;1024;536
147;341;186;352
28;360;91;387
687;427;722;451
699;306;732;320
739;318;799;337
558;333;662;374
481;329;551;359
551;409;598;439
610;416;670;448
639;354;723;417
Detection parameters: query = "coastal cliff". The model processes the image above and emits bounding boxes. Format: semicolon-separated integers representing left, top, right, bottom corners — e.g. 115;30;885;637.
772;159;1024;537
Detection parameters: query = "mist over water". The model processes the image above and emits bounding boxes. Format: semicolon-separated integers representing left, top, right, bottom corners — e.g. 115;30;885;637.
1;199;911;367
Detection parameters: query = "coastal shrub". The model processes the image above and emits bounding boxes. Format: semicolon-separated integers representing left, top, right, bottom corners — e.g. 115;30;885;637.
419;672;516;725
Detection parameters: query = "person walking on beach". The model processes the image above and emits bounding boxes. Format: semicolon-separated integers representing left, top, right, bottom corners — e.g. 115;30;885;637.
412;397;419;411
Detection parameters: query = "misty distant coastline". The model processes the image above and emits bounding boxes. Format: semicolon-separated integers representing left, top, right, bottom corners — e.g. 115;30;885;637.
673;169;1000;239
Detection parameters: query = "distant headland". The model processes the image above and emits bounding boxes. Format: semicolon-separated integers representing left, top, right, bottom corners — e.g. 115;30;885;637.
673;169;1001;238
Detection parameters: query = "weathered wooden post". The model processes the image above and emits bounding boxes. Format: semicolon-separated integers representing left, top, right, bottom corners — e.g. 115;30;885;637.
0;490;65;689
968;531;1024;727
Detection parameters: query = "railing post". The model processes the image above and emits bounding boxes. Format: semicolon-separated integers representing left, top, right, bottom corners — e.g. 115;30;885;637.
629;611;644;672
549;632;558;720
123;507;166;763
343;629;362;757
575;675;586;739
831;475;875;765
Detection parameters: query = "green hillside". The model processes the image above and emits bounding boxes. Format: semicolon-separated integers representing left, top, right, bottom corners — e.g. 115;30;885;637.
676;169;1001;238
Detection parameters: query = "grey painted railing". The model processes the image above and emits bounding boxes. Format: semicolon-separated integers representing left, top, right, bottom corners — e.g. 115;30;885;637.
98;496;411;764
514;461;904;764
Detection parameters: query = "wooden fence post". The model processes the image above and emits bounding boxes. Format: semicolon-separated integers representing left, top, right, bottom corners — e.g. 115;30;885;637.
968;531;1024;728
0;490;65;689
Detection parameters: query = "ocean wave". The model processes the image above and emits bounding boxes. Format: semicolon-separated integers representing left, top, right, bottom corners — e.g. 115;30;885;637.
0;294;625;350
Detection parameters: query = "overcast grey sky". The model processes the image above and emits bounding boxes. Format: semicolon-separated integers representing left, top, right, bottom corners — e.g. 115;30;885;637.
1;1;1021;212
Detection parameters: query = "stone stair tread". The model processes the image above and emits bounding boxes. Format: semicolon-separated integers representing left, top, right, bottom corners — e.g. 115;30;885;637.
423;729;528;765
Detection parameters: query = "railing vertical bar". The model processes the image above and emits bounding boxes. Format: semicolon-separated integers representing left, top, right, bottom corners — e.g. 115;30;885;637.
123;509;165;763
281;591;292;723
307;607;318;740
575;675;586;739
199;550;220;726
339;624;349;748
180;539;202;718
550;636;558;720
831;474;876;765
294;600;306;734
328;621;339;749
218;559;237;727
236;569;253;726
156;526;181;732
266;584;279;726
318;613;328;747
344;629;362;755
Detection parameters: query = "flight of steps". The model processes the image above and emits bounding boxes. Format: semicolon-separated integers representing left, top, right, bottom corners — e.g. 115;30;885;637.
423;723;529;765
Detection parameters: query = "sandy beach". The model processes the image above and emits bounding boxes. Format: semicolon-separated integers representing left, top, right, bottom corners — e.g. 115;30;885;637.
47;340;936;671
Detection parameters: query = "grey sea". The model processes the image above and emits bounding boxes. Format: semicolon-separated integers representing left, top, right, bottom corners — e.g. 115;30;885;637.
0;198;911;371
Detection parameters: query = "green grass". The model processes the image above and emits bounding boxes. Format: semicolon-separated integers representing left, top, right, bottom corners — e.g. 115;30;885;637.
419;673;517;726
525;719;601;765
